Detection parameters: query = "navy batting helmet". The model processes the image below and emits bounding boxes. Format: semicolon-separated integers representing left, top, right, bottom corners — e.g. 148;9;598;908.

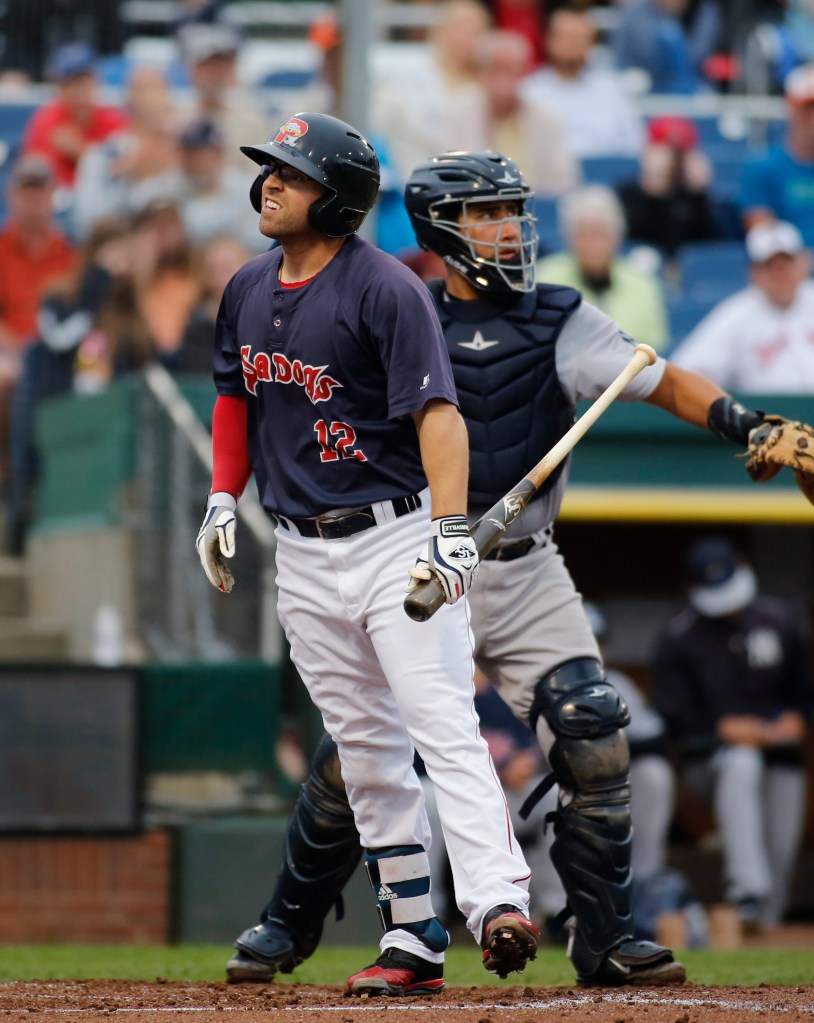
241;112;380;238
404;151;537;294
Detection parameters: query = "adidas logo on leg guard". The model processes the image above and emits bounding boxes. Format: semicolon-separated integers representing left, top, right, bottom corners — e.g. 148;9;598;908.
481;905;540;978
353;846;448;997
346;948;444;997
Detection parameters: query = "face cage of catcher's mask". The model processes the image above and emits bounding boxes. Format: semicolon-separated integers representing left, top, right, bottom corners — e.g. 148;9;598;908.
428;195;539;293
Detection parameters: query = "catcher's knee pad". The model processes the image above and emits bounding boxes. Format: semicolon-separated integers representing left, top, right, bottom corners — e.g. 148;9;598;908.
529;658;630;802
365;845;449;953
305;731;353;816
531;659;635;976
253;733;361;959
529;657;630;747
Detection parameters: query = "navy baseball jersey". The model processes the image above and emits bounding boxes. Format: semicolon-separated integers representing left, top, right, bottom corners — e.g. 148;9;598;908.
214;235;457;518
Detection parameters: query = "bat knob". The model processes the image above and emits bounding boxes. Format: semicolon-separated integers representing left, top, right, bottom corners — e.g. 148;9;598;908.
634;343;658;366
403;578;446;622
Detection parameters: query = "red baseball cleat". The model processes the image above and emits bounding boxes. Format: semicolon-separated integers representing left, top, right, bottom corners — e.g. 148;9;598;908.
481;904;540;978
346;947;445;997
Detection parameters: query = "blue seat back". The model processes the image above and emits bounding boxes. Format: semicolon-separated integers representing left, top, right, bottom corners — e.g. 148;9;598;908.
677;239;749;302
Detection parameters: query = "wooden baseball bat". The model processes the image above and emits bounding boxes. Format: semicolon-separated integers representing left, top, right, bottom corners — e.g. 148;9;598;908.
404;344;658;623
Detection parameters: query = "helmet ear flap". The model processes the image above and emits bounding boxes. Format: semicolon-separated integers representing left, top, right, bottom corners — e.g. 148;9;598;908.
308;191;364;238
249;173;264;213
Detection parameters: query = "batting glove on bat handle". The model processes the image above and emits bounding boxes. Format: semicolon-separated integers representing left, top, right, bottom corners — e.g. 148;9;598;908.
405;515;478;618
195;491;237;593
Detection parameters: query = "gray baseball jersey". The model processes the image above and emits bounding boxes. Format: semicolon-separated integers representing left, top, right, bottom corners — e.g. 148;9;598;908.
435;287;667;741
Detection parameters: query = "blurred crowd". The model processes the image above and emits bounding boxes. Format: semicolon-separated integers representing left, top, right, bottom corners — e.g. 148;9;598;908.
1;0;814;550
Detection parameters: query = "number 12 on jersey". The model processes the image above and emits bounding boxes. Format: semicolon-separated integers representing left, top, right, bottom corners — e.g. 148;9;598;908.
314;419;368;462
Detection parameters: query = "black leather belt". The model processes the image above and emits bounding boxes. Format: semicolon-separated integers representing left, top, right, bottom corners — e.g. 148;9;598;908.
484;528;551;562
278;493;422;540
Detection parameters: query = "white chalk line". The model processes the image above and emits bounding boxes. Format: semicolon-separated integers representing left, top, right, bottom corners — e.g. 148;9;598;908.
2;993;813;1014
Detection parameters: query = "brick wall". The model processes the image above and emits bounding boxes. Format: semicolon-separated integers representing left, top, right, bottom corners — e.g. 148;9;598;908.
0;830;170;943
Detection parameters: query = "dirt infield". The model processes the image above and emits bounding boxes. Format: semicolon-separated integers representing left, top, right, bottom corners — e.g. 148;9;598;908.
1;980;813;1022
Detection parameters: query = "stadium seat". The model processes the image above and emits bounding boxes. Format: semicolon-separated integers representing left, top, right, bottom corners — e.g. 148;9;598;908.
0;101;38;154
676;239;749;303
665;295;717;353
579;156;639;188
766;119;786;147
533;197;564;256
258;68;315;89
694;116;727;147
708;155;745;203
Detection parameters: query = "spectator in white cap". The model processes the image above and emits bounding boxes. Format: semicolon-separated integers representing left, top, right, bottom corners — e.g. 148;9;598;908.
738;63;814;247
651;536;813;933
176;22;268;171
670;220;814;393
72;65;182;240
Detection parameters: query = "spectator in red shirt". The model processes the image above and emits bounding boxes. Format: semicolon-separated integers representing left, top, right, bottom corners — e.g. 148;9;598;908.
0;155;76;353
488;0;546;67
0;154;76;486
21;41;129;188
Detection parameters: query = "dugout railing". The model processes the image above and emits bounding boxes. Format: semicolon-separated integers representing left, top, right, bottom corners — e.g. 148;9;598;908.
25;367;282;666
138;363;282;664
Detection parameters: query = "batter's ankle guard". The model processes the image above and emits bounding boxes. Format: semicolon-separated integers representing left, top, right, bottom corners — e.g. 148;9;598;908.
365;845;449;954
255;734;361;959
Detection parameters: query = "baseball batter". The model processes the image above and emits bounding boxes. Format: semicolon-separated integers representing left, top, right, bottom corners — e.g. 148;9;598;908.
225;151;800;992
196;116;539;998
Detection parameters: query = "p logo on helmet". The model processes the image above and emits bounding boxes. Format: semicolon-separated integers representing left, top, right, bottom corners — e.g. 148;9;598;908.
274;117;309;146
241;111;380;238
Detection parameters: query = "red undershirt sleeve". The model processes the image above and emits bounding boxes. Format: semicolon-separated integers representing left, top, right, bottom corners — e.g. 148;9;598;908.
211;395;253;499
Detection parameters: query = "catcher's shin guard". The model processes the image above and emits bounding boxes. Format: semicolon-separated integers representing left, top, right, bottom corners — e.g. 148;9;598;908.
365;846;449;954
233;733;360;973
530;658;636;978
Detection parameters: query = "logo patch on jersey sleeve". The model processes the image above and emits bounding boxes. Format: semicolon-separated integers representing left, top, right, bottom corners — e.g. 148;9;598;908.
274;117;309;146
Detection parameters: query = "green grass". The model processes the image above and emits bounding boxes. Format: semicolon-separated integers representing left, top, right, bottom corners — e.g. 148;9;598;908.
0;945;811;987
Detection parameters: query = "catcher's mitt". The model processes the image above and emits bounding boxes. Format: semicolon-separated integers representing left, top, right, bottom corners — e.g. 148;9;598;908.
744;414;814;506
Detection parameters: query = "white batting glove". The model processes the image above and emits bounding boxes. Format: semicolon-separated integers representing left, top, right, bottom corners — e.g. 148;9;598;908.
196;492;237;593
407;515;479;605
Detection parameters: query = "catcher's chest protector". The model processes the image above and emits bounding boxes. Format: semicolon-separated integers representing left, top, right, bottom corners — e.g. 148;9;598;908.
429;281;582;507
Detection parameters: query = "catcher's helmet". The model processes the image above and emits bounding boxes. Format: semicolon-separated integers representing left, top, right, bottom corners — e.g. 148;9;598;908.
241;112;380;238
404;151;538;294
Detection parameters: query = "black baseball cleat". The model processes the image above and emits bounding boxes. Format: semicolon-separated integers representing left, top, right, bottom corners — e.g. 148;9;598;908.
577;939;687;987
735;896;765;935
226;920;303;983
481;904;540;978
346;947;445;997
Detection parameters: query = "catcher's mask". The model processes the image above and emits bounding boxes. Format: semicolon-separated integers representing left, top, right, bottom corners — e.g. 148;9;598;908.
241;111;380;238
405;151;538;294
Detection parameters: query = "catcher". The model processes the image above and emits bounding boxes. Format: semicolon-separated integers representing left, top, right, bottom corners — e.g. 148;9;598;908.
206;150;814;995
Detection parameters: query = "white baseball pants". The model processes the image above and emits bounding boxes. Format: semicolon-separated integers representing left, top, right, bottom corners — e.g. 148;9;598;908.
273;501;531;953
